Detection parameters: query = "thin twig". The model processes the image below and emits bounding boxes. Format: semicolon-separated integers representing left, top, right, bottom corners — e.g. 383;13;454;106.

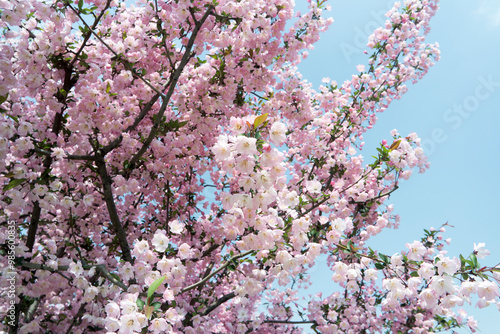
65;2;165;97
180;250;253;294
18;261;128;291
127;5;214;168
69;0;112;67
263;320;317;325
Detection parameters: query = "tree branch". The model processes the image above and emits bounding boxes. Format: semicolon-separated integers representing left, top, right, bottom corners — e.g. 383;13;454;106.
65;2;165;98
95;153;133;263
180;250;253;294
27;56;77;253
127;5;214;169
201;292;236;316
69;0;112;68
65;302;86;334
18;261;128;291
263;320;317;325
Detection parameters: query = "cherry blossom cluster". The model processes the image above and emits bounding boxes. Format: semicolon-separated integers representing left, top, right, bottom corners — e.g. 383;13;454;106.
0;0;498;333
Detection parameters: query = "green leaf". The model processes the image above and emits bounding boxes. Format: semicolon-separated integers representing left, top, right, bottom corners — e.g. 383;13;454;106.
147;275;166;303
379;253;389;264
470;254;479;269
5;113;18;124
254;113;268;129
459;254;466;266
151;302;161;311
136;298;145;310
3;178;26;192
410;271;419;277
106;82;111;94
374;262;385;270
78;0;84;10
0;94;8;105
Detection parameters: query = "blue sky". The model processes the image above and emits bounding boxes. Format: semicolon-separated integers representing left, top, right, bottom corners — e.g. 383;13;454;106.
295;0;500;332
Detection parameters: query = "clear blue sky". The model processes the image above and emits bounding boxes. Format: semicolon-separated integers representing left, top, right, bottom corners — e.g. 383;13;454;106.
295;0;500;332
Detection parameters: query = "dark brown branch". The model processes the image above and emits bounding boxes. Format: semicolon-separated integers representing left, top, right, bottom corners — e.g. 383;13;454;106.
26;201;41;252
95;265;129;291
101;93;162;155
95;153;133;263
18;261;128;291
127;5;214;168
201;292;236;316
27;55;77;252
65;302;87;334
349;185;399;205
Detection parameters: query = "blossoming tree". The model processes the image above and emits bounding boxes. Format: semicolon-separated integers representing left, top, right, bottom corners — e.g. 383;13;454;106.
1;0;499;332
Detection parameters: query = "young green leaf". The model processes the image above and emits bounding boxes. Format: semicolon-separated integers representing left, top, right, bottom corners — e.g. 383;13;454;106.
3;178;26;192
254;113;268;129
136;298;145;310
147;275;166;304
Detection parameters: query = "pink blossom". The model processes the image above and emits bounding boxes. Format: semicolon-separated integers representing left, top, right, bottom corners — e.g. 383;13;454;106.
417;263;435;280
406;240;426;261
473;242;490;259
1;1;487;332
68;261;83;277
169;220;184;234
51;147;66;159
163;288;175;301
477;281;499;301
120;313;143;333
230;117;247;134
151;230;169;253
305;179;322;194
165;308;183;324
178;243;193;259
149;318;169;333
269;121;287;145
436;257;460;276
133;240;149;256
212;137;232;161
233;136;258;156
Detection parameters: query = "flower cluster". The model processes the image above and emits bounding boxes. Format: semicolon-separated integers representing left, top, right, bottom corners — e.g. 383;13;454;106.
0;0;498;333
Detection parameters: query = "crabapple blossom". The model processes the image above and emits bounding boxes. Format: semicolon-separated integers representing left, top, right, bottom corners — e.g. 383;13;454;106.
477;281;500;301
233;136;258;156
169;220;185;234
1;0;498;333
406;240;426;261
436;257;460;276
269;122;288;146
474;242;491;259
151;231;169;253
